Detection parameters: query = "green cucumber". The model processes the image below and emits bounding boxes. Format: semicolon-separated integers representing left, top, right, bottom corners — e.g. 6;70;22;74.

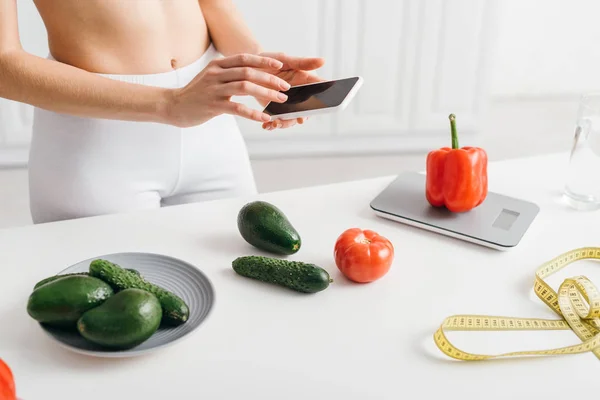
237;201;301;255
89;259;189;326
232;255;332;293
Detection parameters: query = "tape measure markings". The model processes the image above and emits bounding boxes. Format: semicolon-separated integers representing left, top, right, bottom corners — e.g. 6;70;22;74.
434;247;600;361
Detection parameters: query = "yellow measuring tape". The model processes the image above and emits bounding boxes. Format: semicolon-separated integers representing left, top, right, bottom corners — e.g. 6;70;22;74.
434;246;600;361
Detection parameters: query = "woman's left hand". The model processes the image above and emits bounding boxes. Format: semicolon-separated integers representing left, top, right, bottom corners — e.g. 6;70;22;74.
256;52;325;130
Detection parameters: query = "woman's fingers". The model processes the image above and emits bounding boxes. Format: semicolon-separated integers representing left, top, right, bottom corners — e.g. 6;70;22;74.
260;52;325;71
263;117;307;130
292;70;325;85
219;81;288;103
263;120;294;130
217;52;325;73
303;72;325;84
262;120;280;130
218;67;290;91
225;101;271;122
277;119;298;129
216;53;283;70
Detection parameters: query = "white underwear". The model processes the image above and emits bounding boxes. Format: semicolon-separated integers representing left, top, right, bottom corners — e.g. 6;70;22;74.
28;44;257;224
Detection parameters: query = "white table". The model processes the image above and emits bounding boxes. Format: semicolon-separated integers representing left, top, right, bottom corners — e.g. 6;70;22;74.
2;152;599;399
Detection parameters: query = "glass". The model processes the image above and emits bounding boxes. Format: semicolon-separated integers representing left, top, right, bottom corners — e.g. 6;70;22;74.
563;92;600;210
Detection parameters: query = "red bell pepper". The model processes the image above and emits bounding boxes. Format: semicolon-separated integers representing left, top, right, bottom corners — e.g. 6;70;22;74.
0;358;16;400
425;114;488;213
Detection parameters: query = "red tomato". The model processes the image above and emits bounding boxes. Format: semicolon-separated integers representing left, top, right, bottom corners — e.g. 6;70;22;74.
0;358;16;400
334;228;394;283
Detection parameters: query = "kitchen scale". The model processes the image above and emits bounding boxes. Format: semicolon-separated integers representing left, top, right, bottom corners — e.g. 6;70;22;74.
370;171;540;250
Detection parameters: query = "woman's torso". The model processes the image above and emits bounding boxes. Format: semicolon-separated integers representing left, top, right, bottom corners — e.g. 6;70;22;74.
26;1;258;222
32;0;210;74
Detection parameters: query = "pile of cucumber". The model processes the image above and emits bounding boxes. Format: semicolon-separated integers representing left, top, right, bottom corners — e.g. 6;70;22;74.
27;260;189;350
234;201;333;294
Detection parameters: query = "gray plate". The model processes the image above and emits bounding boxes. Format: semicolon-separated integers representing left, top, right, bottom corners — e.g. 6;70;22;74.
38;252;215;358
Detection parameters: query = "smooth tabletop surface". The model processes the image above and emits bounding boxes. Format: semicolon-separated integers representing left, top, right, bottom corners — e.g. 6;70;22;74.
1;152;599;399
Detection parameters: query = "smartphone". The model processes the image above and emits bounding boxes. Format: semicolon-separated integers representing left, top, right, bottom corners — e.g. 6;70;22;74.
263;76;363;120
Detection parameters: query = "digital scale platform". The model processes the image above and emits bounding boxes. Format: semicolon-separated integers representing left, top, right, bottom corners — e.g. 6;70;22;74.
370;172;540;250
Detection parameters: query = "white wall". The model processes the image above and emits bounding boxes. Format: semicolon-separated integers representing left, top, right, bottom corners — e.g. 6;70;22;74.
16;0;47;56
7;0;600;98
491;0;600;97
0;0;46;149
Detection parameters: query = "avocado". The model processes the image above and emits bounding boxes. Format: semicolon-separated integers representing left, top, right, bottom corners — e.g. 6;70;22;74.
237;201;301;255
77;288;162;349
27;275;114;328
33;272;89;290
34;268;141;290
89;259;189;326
232;255;332;293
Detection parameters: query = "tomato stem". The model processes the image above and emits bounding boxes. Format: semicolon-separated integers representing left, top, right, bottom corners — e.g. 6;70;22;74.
449;113;459;149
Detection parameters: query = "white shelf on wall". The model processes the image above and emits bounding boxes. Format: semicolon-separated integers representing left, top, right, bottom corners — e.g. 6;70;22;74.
0;0;497;167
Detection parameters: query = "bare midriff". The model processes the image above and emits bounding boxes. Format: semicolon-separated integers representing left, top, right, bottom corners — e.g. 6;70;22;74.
33;0;210;74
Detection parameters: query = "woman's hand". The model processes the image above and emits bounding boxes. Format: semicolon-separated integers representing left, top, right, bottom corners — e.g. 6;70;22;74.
256;52;325;130
166;53;292;128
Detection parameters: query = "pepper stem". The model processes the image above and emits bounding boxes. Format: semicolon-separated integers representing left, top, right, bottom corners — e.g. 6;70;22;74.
449;114;459;149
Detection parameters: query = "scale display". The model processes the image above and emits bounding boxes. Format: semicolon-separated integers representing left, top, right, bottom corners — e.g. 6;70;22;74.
369;172;540;250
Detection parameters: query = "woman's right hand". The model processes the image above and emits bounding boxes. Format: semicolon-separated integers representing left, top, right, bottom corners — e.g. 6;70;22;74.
165;53;290;128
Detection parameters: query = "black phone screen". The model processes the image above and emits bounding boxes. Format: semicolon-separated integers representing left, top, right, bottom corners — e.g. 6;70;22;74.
263;77;359;116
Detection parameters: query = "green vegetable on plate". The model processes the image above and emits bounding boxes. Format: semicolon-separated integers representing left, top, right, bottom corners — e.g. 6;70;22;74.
77;288;162;350
89;259;189;326
33;268;140;290
27;275;114;329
